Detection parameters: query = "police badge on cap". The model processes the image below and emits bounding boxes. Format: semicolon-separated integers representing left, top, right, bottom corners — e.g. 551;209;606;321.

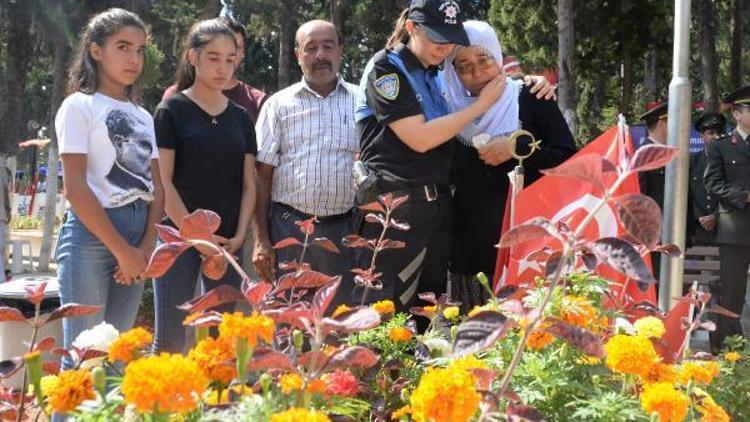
408;0;470;45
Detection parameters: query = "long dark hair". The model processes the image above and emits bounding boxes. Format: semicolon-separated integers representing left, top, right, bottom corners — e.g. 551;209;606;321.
67;8;147;100
386;9;410;49
175;19;237;91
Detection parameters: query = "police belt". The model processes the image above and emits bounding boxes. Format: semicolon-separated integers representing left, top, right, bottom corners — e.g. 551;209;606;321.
275;202;353;223
390;183;451;202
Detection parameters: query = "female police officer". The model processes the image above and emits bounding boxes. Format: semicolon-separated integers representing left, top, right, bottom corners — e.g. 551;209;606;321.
352;0;504;311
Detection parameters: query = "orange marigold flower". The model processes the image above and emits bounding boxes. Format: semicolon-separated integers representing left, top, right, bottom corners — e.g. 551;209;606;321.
391;404;411;420
332;304;352;318
307;378;327;395
279;373;303;395
423;305;437;315
121;353;208;414
696;395;731;422
218;312;275;348
640;383;690;422
526;329;555;350
639;362;678;385
187;336;237;385
678;361;720;385
46;369;95;414
724;351;742;363
410;366;481;422
604;334;659;377
560;295;598;329
108;327;152;364
389;327;413;343
372;300;395;315
324;370;359;397
270;408;330;422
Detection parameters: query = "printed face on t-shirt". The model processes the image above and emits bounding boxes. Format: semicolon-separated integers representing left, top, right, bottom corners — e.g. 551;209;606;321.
106;109;153;183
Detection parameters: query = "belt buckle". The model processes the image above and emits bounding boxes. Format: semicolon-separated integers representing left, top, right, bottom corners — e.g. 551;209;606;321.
424;184;438;202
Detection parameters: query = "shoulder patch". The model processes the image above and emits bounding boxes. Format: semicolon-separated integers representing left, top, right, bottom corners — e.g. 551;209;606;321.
374;73;399;100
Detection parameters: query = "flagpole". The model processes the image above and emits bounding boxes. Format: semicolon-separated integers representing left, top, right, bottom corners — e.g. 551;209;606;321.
659;0;692;311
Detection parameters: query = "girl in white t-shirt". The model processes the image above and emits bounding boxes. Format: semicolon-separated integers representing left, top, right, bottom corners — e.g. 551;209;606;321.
54;8;164;370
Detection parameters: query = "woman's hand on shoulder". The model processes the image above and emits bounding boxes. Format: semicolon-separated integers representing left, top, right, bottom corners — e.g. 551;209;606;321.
523;75;557;101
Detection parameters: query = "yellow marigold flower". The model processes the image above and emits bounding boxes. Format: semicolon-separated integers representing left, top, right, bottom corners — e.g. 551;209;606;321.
640;362;678;385
576;356;602;366
204;388;230;406
306;378;327;394
39;374;59;398
442;306;460;320
410;366;481;422
423;305;437;315
389;327;413;343
526;329;555;350
696;395;730;422
218;312;275;348
604;334;659;377
280;373;303;395
46;369;95;414
121;353;208;414
634;316;666;339
182;312;202;326
678;361;720;385
108;327;152;363
724;351;742;363
450;355;488;372
640;383;690;422
372;300;396;315
391;404;411;420
187;336;237;385
270;408;331;422
467;306;483;318
332;304;352;318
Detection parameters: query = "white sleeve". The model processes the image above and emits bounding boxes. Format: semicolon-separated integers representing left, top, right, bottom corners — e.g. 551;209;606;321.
255;99;280;167
55;95;90;154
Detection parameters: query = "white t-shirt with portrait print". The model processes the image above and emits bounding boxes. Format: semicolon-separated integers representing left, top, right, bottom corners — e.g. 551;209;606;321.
55;92;159;208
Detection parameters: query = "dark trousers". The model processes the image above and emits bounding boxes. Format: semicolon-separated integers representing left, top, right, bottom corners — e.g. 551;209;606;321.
269;202;354;310
352;195;453;312
710;244;750;351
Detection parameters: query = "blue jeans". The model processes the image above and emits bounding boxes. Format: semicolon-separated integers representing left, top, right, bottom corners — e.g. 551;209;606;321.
55;200;149;370
152;246;243;353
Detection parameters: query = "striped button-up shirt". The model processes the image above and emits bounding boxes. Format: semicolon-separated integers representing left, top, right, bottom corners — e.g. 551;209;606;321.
256;77;357;216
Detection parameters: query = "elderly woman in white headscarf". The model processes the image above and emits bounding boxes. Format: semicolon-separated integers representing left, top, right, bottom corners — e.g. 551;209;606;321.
444;21;577;310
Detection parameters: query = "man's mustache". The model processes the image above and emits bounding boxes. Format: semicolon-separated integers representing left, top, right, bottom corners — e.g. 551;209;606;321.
313;61;332;70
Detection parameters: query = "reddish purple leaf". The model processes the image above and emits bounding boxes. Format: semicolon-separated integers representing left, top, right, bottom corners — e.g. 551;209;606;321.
495;285;520;300
177;285;245;313
312;237;340;253
155;224;183;243
322;307;380;334
378;239;406;250
179;209;221;242
507;403;547;422
591;237;655;286
275;270;338;292
498;217;559;249
278;260;303;272
0;307;27;323
379;193;395;208
358;202;385;213
182;311;223;328
614;193;662;249
452;311;514;357
418;292;437;304
389;219;410;231
273;237;302;250
479;391;500;414
295;217;316;236
40;304;102;326
24;282;47;307
601;158;618;173
541;153;606;191
297;350;330;369
706;305;740;318
323;346;379;371
698;321;716;332
364;213;386;225
342;235;374;250
201;253;228;280
263;306;313;330
33;336;56;353
472;368;498;391
313;279;341;318
0;358;23;379
42;361;60;375
628;144;679;173
544;320;604;357
242;281;273;307
655;243;682;258
389;195;409;210
144;241;193;278
245;348;295;372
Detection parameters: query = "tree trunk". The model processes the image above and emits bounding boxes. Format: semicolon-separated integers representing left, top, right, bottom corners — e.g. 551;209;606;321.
729;0;745;88
0;1;32;155
277;0;294;90
37;35;69;272
696;0;720;112
557;0;576;134
643;46;658;101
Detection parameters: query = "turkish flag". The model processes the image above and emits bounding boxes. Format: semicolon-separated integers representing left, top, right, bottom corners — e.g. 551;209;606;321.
493;124;657;305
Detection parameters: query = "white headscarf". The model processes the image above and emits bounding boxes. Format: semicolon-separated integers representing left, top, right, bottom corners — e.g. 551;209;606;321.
442;20;521;146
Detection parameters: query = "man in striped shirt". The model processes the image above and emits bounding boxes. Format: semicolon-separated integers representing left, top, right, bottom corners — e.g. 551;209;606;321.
252;20;357;290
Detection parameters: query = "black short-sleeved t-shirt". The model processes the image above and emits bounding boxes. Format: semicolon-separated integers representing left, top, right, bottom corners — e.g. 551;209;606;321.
154;92;257;237
358;44;455;189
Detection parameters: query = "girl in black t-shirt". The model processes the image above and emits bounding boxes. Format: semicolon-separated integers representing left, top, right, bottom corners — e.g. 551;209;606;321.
153;19;257;353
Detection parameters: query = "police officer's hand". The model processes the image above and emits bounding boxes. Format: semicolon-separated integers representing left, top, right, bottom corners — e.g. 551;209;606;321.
478;137;512;166
476;75;506;110
253;239;276;281
699;215;717;231
523;75;557;101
